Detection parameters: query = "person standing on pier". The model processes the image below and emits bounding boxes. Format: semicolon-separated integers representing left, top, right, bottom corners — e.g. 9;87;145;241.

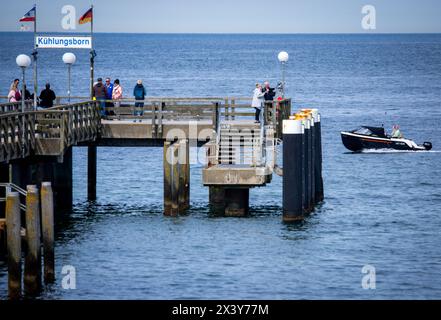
105;78;114;112
133;80;146;122
39;83;56;109
7;79;20;102
93;78;107;117
252;83;264;123
263;81;276;101
112;79;123;120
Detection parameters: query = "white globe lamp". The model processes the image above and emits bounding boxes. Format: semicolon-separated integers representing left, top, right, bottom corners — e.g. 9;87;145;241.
63;53;76;104
278;51;289;63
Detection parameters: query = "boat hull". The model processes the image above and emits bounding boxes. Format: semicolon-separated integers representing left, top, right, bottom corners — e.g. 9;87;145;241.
341;132;431;152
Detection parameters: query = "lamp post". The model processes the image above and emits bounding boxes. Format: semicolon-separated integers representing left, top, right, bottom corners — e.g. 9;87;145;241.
278;51;289;98
62;53;76;105
16;54;31;158
16;54;32;112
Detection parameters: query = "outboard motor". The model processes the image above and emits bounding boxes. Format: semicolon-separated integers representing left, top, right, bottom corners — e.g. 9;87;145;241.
423;142;432;151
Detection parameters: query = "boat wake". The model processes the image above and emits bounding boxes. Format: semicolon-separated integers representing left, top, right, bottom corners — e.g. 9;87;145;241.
358;149;441;154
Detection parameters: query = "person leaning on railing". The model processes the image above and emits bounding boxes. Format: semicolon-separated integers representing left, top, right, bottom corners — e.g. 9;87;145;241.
112;79;123;120
133;80;146;123
93;78;107;117
38;83;56;109
252;83;265;123
7;79;20;102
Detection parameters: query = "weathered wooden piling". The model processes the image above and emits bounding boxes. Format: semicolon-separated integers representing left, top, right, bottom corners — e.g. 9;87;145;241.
41;182;55;283
178;139;190;211
171;144;180;216
88;145;97;201
282;119;304;222
164;140;191;216
24;185;42;295
163;141;172;216
6;192;21;300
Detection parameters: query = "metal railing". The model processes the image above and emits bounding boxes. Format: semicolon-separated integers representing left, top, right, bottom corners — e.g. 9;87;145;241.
0;182;27;211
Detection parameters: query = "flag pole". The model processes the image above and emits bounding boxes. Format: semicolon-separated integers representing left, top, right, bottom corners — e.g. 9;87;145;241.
90;5;94;100
32;4;38;110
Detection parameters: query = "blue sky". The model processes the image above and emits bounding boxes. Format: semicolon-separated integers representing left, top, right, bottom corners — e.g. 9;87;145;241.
1;0;441;33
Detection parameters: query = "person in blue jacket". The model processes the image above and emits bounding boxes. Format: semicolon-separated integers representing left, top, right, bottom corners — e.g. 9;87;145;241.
133;80;146;122
104;78;114;113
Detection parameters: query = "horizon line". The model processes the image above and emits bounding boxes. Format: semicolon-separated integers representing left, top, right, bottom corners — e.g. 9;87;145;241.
1;31;441;35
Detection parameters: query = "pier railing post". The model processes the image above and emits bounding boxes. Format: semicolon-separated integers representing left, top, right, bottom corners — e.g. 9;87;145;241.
282;119;304;222
212;102;219;132
6;192;21;300
41;182;55;283
24;185;42;295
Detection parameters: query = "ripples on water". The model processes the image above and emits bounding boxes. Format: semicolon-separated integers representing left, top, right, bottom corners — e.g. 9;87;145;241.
0;33;441;299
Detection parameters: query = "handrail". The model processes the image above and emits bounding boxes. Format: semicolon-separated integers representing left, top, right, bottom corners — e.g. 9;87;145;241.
0;182;27;211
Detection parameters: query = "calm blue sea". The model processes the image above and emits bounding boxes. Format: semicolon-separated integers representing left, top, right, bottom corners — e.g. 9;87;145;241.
0;33;441;299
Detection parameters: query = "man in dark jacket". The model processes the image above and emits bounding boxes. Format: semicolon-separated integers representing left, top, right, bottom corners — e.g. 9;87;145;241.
93;78;107;116
262;81;276;101
133;80;146;122
39;83;56;109
104;77;114;112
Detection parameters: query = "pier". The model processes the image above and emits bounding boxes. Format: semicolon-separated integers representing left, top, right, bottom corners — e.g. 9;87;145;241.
0;96;324;217
0;96;323;297
0;97;293;213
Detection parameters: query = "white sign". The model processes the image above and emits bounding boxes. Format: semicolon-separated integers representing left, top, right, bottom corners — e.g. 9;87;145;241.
35;36;92;49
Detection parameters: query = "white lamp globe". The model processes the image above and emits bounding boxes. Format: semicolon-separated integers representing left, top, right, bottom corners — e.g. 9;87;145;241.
62;52;76;65
278;51;289;63
16;54;31;68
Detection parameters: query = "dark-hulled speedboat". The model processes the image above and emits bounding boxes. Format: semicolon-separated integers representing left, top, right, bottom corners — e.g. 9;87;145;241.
341;126;432;152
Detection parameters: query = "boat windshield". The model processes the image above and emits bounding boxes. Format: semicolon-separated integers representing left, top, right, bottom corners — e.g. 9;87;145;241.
353;127;372;135
352;126;386;137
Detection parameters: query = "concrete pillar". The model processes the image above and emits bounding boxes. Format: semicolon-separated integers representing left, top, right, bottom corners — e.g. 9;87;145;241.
282;119;304;222
53;146;73;212
209;186;225;216
88;145;97;201
225;188;249;217
10;159;32;191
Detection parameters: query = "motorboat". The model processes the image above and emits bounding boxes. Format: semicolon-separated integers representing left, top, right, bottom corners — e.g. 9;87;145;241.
341;126;432;152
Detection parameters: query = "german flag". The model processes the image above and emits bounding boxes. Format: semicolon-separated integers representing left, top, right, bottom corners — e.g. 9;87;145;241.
79;7;93;25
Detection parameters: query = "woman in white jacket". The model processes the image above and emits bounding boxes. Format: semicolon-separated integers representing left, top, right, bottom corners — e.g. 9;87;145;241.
252;83;264;123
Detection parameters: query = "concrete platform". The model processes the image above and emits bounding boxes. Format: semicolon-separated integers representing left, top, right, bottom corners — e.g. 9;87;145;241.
202;164;272;186
99;119;213;143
